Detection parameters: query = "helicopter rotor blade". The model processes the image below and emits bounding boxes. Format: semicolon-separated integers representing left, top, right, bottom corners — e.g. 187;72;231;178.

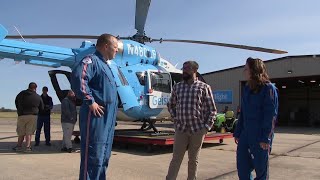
135;0;151;36
6;35;100;39
151;39;287;54
6;35;132;40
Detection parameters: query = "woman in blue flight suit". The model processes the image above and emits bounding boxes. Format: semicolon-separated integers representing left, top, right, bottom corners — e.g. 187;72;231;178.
234;57;278;180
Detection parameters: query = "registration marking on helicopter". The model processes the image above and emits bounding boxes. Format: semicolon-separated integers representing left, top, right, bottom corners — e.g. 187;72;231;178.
152;96;170;106
127;44;157;59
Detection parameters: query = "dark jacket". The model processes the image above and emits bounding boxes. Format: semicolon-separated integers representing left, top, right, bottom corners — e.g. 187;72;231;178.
15;89;44;116
61;97;77;124
39;94;53;116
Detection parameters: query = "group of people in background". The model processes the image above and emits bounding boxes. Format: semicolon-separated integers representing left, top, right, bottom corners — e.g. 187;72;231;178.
11;33;278;180
13;84;77;153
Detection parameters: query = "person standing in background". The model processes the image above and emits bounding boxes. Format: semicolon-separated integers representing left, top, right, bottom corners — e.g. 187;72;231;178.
35;86;53;146
13;82;43;152
61;90;77;153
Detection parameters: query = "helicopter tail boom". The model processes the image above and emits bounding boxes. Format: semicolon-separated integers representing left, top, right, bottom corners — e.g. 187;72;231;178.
0;24;8;42
0;24;77;68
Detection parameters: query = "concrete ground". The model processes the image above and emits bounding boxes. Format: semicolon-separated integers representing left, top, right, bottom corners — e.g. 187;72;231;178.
0;118;319;180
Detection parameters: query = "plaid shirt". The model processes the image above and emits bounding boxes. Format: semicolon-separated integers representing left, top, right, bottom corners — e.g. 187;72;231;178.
167;80;217;134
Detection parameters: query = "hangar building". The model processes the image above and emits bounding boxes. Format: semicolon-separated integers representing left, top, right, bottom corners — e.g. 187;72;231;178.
202;55;320;127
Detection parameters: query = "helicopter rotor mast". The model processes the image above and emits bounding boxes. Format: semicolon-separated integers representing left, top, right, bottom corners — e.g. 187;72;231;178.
132;0;152;44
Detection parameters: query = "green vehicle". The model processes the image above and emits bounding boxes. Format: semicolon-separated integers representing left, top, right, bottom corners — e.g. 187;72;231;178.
212;111;238;133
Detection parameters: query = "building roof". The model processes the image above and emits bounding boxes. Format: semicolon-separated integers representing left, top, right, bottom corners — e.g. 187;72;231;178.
202;54;320;76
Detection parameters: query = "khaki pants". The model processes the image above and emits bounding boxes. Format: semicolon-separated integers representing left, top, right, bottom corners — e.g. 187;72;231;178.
61;122;75;149
166;128;207;180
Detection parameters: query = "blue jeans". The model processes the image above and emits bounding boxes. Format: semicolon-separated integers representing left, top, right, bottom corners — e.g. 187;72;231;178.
35;115;51;144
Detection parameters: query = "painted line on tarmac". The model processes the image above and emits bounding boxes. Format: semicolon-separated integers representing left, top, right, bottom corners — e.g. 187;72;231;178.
286;139;320;154
208;139;320;180
0;136;18;140
0;131;63;141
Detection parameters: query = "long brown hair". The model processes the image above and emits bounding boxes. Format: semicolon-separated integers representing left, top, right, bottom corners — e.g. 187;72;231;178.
246;57;270;93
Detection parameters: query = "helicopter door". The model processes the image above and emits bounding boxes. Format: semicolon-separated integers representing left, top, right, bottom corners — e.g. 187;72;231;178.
48;70;82;106
147;70;172;109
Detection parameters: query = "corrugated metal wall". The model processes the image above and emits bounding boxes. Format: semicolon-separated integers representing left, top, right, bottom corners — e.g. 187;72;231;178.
202;56;320;113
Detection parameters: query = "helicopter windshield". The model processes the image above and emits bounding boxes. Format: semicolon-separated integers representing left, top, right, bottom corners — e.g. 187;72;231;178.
150;72;171;93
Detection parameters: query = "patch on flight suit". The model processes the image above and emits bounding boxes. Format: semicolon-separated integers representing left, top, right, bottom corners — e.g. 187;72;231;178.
82;56;92;64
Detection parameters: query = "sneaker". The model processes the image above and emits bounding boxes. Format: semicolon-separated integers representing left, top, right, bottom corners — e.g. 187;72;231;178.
45;142;51;146
12;146;23;152
61;147;67;152
25;146;32;153
67;148;73;153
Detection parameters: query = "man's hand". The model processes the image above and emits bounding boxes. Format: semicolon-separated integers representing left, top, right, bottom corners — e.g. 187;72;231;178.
89;102;105;117
234;138;239;144
259;142;270;150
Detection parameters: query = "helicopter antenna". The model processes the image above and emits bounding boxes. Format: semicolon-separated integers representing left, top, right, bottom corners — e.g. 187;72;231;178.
13;26;26;42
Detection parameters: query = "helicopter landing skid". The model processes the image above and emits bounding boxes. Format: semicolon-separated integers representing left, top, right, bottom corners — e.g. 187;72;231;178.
140;119;158;133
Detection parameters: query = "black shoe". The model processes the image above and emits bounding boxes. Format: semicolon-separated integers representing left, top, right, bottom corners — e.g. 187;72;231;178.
61;147;67;152
25;146;33;153
45;142;51;146
34;142;39;146
67;148;73;153
12;146;23;152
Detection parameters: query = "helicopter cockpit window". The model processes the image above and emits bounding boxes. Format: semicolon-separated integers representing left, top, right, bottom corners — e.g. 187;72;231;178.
136;72;146;85
117;67;129;86
150;72;171;93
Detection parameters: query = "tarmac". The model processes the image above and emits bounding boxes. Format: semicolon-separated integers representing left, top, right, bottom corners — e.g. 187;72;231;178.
0;117;319;180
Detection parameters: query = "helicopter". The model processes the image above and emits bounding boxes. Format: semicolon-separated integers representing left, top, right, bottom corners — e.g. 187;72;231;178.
0;0;287;132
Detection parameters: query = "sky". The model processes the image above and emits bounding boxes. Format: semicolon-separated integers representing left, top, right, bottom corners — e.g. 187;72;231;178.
1;0;320;109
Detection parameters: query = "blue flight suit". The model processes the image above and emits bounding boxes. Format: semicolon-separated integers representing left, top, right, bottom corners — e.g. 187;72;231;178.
71;51;118;180
233;83;278;180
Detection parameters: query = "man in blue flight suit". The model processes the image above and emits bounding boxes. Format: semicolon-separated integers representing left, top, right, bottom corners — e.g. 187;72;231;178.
234;58;279;180
71;33;119;180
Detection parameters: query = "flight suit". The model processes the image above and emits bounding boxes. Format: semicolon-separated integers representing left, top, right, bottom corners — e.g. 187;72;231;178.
71;51;118;180
233;83;278;180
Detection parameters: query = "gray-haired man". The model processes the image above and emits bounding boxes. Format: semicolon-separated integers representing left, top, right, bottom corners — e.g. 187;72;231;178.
61;90;77;153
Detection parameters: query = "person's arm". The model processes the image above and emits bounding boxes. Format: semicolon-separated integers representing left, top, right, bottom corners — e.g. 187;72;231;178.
61;99;71;120
203;85;217;131
167;84;177;119
15;92;23;115
71;56;95;105
233;88;245;144
49;97;53;110
260;84;278;144
233;105;243;142
39;97;44;112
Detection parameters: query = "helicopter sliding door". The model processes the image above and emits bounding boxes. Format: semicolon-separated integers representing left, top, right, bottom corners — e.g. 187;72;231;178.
147;70;172;109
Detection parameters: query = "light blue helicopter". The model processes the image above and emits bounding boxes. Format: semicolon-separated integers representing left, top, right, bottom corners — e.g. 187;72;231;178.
0;0;287;132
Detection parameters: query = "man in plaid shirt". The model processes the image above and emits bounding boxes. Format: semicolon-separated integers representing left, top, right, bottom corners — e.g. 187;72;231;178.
166;61;217;180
